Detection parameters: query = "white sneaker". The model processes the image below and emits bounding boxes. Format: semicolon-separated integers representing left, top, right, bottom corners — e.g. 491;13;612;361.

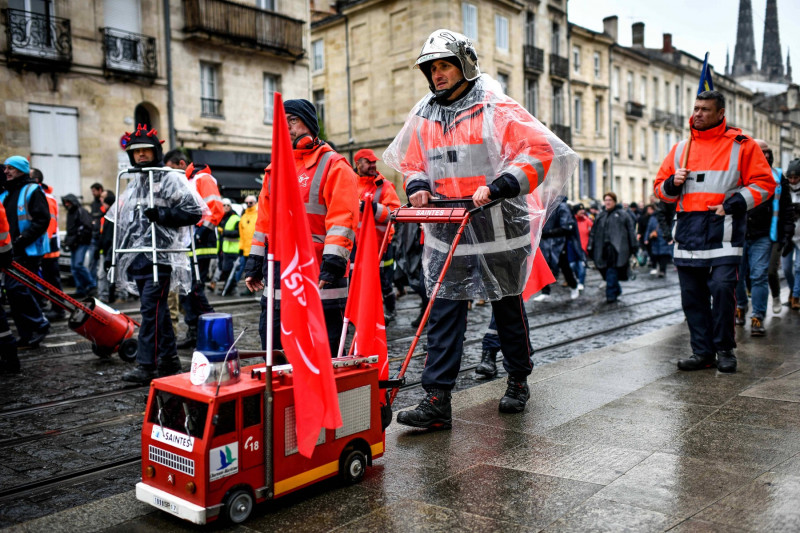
773;297;782;314
649;269;659;275
577;283;585;291
533;294;550;302
570;288;580;299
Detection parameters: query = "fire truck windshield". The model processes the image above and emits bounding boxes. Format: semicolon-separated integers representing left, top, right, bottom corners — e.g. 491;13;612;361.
148;390;209;439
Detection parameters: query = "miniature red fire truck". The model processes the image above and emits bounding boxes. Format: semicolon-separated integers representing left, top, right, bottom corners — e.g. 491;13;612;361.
135;317;386;524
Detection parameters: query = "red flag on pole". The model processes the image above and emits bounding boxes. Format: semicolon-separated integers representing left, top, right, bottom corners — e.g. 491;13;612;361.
345;195;389;400
522;247;556;299
271;92;341;458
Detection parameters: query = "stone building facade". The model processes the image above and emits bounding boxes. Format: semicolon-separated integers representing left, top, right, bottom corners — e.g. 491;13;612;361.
0;0;310;206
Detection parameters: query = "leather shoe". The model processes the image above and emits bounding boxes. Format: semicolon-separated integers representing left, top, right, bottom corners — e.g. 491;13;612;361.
499;377;530;413
157;355;183;377
717;351;737;373
734;307;745;326
18;326;49;349
122;365;157;384
677;353;716;371
750;317;766;337
475;350;498;379
396;389;452;429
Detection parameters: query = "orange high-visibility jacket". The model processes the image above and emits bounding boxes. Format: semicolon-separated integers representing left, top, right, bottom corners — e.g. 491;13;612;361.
185;163;223;230
250;141;358;273
654;118;775;266
0;201;10;254
357;173;401;247
41;183;60;258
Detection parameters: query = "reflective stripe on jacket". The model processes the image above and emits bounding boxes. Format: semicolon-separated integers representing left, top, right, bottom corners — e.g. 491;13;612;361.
654;118;775;266
0;184;50;256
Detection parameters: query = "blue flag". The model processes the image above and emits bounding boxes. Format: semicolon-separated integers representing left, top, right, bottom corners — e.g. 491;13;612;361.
697;52;714;94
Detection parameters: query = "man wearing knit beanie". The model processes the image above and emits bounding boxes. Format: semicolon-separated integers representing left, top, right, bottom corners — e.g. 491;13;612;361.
245;99;359;357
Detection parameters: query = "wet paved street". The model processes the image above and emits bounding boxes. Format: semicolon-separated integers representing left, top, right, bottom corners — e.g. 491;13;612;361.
4;266;799;531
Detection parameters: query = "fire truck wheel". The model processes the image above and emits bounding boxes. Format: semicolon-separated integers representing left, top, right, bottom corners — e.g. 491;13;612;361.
224;489;254;524
118;338;138;362
340;449;367;484
91;343;113;359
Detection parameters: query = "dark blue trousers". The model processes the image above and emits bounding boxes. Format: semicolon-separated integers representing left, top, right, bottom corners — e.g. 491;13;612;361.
180;256;214;328
258;296;344;357
424;294;533;390
676;263;738;356
3;257;48;342
134;273;176;367
482;313;501;353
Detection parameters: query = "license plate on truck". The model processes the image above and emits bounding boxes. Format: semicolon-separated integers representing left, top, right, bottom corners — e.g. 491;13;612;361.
154;496;178;513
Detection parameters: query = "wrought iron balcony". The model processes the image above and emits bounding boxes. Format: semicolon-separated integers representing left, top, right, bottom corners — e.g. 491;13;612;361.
524;45;544;73
201;97;223;117
183;0;304;59
552;124;572;146
625;101;644;119
549;53;568;79
4;8;72;68
102;27;157;78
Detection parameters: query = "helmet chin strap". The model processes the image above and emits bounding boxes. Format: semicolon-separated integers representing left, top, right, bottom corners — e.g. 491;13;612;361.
432;77;467;103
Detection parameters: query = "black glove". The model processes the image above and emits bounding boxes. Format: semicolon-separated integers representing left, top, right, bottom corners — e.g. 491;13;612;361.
0;250;11;269
143;207;160;223
783;239;795;257
104;259;112;272
12;239;27;258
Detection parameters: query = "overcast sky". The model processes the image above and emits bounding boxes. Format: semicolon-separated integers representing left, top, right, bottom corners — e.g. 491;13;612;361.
567;0;800;79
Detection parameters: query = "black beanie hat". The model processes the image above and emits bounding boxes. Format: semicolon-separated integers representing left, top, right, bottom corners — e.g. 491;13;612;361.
284;99;320;139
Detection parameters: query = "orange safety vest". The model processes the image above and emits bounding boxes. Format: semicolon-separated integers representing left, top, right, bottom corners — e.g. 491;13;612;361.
186;163;224;230
41;183;60;259
0;201;11;254
357;173;401;247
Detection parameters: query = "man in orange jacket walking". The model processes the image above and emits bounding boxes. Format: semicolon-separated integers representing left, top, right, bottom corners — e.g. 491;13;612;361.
245;99;358;355
353;149;401;322
655;90;775;373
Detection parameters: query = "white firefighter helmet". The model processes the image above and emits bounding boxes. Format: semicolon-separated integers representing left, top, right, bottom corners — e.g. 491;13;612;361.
415;29;480;91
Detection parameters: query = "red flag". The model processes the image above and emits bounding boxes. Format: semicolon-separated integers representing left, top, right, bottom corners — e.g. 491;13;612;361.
345;195;389;401
522;247;555;299
271;92;341;458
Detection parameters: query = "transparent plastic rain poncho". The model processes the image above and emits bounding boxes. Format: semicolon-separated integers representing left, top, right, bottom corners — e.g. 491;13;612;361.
105;168;207;295
383;74;578;301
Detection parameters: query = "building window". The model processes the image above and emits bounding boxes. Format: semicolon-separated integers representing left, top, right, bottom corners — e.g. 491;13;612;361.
595;96;602;134
665;131;672;156
263;73;278;124
525;11;535;46
495;15;508;52
29;104;81;196
462;2;478;40
613;121;620;155
664;81;670;110
593;51;601;78
497;71;509;94
640;127;647;161
200;62;221;117
551;22;560;55
552;84;563;125
640;76;647;105
653;130;659;161
627;123;634;159
311;39;324;72
573;94;582;132
612;66;620;101
313;89;325;134
674;84;680;114
652;76;659;108
572;45;581;74
256;0;275;9
525;77;538;116
626;71;634;101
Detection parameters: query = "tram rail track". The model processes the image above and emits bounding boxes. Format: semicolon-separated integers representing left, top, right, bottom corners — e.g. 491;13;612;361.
0;302;683;503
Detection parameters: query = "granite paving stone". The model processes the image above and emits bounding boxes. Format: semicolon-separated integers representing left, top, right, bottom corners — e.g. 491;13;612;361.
708;396;800;430
542;496;672;532
738;370;800;403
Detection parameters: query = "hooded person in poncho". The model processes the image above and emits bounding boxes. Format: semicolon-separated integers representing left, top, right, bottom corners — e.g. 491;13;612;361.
383;29;577;429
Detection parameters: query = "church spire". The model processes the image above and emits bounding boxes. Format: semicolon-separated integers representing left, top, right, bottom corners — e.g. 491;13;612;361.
760;0;784;82
787;49;793;83
732;0;758;78
725;48;730;76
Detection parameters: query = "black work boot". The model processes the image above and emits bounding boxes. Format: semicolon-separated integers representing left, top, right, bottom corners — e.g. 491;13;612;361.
716;351;737;373
475;350;498;379
157;354;183;377
176;328;197;349
122;365;157;384
498;377;530;413
677;353;716;371
396;389;452;430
